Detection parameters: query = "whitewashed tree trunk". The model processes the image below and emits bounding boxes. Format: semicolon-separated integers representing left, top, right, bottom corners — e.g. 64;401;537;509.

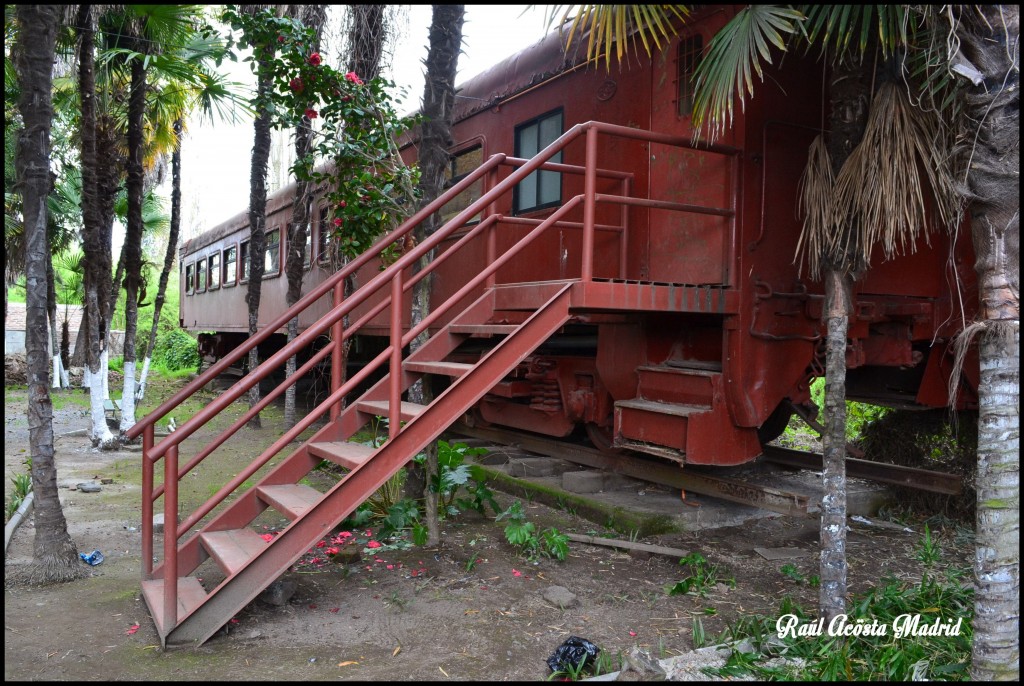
137;355;151;402
119;360;136;433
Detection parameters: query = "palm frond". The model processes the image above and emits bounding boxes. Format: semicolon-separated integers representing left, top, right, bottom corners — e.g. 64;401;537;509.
691;5;804;142
800;5;907;60
548;4;689;67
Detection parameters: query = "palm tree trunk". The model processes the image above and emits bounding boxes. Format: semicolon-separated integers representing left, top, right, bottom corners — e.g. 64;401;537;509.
245;44;273;430
76;5;115;447
403;5;466;545
119;43;147;436
817;57;871;623
955;6;1020;680
13;2;83;584
284;5;326;428
139;118;184;403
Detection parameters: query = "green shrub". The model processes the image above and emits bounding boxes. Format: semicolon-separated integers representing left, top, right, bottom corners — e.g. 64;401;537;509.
154;328;200;371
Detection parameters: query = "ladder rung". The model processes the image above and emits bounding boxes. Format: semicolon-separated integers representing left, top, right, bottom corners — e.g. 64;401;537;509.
200;528;268;576
308;441;375;470
255;483;323;520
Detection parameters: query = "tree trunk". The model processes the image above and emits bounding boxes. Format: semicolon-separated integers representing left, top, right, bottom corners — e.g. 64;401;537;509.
955;5;1020;680
13;2;84;584
284;5;326;428
46;246;68;388
816;56;871;623
139;118;184;403
345;5;387;80
402;5;466;547
76;5;115;448
119;42;147;436
245;44;273;430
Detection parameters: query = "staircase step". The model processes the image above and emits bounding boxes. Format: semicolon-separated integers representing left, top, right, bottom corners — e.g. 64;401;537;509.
404;360;474;377
256;483;323;521
141;576;207;636
448;323;518;337
355;400;426;422
308;441;375;470
615;398;709;452
200;528;268;576
615;398;710;417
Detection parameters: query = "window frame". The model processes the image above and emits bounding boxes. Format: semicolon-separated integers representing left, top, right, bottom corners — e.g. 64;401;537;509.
675;33;704;118
512;108;563;215
440;141;485;226
240;239;250;284
317;206;331;264
264;226;281;278
223;243;237;287
195;255;207;293
207;252;220;290
184;261;195;295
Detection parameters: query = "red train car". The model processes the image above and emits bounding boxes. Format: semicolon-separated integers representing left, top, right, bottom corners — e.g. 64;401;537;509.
178;6;977;467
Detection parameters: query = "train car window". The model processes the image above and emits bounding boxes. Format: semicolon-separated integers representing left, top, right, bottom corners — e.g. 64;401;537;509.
264;228;281;277
208;252;220;290
317;206;330;264
440;145;484;225
513;109;562;214
185;262;194;295
240;240;250;282
676;34;703;117
223;245;237;286
196;257;207;292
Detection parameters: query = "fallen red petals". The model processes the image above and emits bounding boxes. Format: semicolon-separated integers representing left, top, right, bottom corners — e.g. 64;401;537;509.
329;608;340;613
125;623;140;636
629;631;637;637
512;569;522;577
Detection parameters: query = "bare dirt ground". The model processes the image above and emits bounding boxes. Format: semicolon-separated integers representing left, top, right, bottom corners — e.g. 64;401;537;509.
4;371;972;681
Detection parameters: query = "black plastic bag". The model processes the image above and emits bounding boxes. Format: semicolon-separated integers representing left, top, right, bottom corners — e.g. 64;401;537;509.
546;635;601;673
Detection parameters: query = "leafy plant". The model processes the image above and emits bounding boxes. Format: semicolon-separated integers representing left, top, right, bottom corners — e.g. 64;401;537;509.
5;472;32;523
780;563;805;583
916;523;942;566
416;440;499;518
666;552;735;598
496;500;569;561
153;328;200;372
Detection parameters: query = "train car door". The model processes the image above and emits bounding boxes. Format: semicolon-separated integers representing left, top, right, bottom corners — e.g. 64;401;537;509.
647;9;734;286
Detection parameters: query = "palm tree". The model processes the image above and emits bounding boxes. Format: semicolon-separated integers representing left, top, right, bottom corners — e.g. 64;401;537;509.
76;3;117;448
11;2;85;585
403;4;466;546
949;6;1020;678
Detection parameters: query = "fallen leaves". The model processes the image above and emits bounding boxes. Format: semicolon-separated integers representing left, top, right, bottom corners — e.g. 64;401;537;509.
337;660;358;667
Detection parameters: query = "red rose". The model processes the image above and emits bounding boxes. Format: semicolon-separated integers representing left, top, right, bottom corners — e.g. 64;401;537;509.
304;108;318;119
337;201;346;208
344;71;363;85
277;35;285;43
333;217;342;227
308;52;322;66
289;77;303;93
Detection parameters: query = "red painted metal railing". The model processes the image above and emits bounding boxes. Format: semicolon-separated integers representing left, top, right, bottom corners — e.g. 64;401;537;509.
127;121;740;629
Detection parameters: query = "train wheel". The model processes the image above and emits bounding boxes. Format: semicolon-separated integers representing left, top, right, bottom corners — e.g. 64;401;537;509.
585;422;620;453
757;401;794;445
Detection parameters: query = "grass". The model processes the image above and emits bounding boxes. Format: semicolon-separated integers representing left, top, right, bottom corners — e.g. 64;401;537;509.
701;566;974;681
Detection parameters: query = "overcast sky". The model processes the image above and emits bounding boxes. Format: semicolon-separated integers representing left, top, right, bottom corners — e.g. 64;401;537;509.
167;5;551;240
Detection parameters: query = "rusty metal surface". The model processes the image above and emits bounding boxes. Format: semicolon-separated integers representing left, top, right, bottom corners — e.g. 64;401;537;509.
762;446;962;496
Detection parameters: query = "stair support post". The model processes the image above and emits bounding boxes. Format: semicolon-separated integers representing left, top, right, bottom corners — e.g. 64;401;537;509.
389;273;403;440
331;280;344;422
582;126;598;282
163;442;179;627
142;423;154;579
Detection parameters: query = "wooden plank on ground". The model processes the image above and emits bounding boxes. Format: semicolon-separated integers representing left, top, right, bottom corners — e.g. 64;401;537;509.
565;532;689;560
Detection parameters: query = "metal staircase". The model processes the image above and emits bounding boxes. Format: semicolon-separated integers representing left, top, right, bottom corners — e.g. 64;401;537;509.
125;120;743;647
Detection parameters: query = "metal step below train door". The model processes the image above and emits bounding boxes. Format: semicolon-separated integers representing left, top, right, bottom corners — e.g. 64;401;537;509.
614;362;761;466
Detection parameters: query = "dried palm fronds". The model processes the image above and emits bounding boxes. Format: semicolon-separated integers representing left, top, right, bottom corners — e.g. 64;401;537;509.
828;80;961;272
795;133;835;279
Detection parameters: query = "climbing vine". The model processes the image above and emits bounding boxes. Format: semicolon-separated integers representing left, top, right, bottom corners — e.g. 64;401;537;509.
222;6;420;260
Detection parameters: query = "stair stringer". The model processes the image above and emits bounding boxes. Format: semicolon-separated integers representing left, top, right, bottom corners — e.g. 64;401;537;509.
161;283;573;647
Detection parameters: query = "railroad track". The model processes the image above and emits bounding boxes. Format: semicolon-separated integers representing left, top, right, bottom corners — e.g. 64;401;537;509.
451;423;961;517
